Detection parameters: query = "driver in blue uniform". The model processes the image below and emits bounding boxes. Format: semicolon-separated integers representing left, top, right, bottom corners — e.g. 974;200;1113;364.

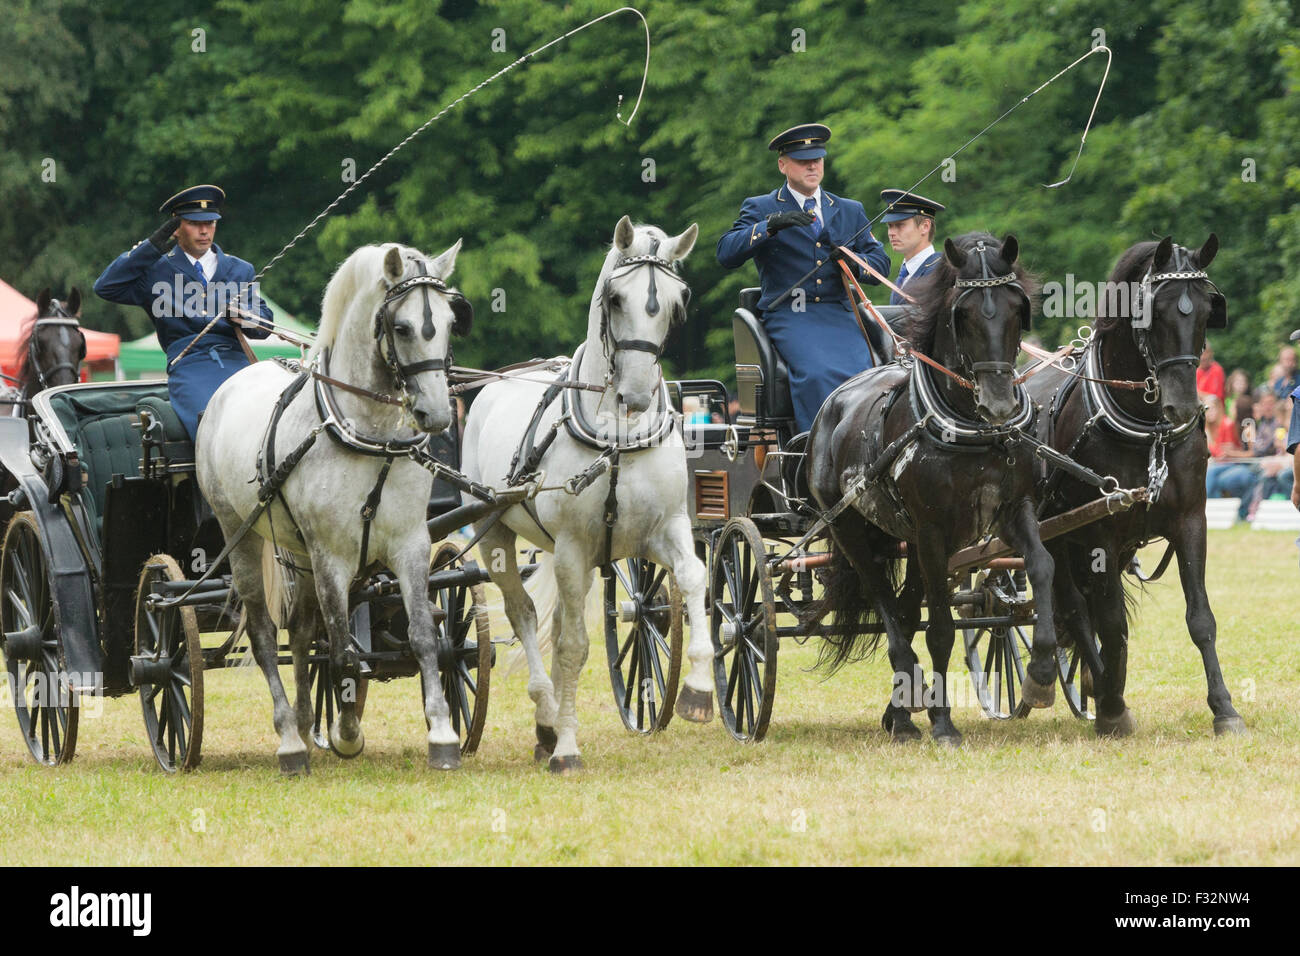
94;184;273;439
717;124;892;433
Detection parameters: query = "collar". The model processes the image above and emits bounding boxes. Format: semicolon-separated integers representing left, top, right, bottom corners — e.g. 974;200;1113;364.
786;183;821;209
902;245;936;278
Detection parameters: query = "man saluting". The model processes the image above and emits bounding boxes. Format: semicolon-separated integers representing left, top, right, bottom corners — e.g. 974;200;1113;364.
717;124;891;433
94;184;273;439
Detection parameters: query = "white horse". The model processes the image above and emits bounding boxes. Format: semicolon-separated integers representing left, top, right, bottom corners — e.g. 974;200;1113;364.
197;240;472;774
461;216;712;773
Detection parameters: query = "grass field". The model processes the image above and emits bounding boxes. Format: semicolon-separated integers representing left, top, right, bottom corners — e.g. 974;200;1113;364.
2;528;1298;866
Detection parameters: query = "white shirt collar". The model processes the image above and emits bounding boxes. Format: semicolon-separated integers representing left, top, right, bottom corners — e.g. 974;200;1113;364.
785;183;823;222
184;247;217;280
901;244;936;283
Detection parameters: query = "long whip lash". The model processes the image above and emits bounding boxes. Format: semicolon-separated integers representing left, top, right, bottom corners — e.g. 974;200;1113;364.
170;7;653;366
769;44;1113;310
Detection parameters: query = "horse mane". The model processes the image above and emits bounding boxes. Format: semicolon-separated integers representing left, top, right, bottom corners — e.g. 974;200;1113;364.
14;320;37;392
312;245;395;360
1095;240;1161;335
905;231;1041;353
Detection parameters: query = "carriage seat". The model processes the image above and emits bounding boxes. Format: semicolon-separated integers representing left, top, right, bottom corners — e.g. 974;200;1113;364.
733;288;794;427
78;413;145;535
135;395;196;464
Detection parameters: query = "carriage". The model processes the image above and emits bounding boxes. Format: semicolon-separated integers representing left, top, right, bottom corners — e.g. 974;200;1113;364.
0;376;496;770
603;286;1133;743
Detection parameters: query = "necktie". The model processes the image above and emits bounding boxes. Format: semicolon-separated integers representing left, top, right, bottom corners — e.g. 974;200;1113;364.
897;261;910;286
803;197;818;234
194;258;207;287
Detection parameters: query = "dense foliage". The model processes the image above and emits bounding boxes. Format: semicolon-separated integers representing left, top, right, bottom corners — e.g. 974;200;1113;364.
3;0;1298;383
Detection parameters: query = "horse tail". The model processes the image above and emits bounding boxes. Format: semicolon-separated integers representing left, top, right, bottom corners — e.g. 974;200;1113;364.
493;552;599;677
260;539;295;629
803;543;897;674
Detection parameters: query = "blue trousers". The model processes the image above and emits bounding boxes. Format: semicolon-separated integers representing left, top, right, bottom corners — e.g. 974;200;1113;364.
764;301;874;433
1206;462;1257;519
165;341;253;439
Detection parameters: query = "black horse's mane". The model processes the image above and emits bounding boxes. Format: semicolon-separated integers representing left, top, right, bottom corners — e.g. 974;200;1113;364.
1095;240;1161;335
905;231;1040;352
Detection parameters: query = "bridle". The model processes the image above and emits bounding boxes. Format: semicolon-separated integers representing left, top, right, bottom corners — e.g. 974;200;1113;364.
1129;245;1225;394
29;301;86;389
598;239;690;362
948;239;1030;383
371;257;472;411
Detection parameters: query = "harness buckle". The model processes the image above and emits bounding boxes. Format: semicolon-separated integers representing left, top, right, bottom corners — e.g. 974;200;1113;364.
1143;376;1160;404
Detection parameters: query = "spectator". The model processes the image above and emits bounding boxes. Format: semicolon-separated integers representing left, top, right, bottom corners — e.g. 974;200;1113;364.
1242;387;1295;516
1196;345;1225;401
1225;367;1251;418
1204;395;1257;518
1268;345;1300;400
1286;374;1300;511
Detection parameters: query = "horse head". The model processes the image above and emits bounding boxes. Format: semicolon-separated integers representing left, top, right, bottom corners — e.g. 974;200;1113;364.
936;233;1031;425
27;287;87;391
597;215;697;414
317;241;471;436
1113;234;1221;429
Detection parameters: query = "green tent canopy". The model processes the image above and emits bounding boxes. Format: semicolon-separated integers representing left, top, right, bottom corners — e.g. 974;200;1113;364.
118;294;316;378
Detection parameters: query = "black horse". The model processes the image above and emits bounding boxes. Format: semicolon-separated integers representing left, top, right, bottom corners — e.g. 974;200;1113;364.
1028;234;1245;737
806;232;1057;745
2;288;87;416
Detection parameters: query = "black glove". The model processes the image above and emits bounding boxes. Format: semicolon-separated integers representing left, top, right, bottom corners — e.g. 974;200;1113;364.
766;210;815;234
828;245;849;263
148;216;182;252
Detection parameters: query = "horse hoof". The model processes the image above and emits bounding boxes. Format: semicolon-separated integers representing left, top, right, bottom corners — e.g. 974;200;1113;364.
278;750;310;776
428;742;461;771
1095;708;1136;738
675;686;714;724
533;744;552;763
548;753;583;775
932;731;963;749
1214;715;1248;736
1021;675;1056;709
329;722;365;759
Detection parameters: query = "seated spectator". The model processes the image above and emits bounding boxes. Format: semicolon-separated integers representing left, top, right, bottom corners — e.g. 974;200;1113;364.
1242;388;1295;516
1196;345;1226;401
1225;367;1251;418
1269;345;1300;400
1204;395;1258;518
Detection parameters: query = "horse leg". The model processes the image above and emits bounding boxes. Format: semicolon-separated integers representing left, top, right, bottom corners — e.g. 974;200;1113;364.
479;523;559;760
310;556;365;758
392;540;461;770
646;515;712;723
913;531;961;746
829;516;923;740
1049;542;1103;700
229;540;309;773
1088;547;1136;737
893;558;928;715
286;577;320;749
547;540;592;774
1168;514;1246;735
998;498;1057;707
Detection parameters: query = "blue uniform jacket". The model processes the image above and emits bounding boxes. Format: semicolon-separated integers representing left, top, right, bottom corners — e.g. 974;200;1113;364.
94;240;273;438
891;250;943;305
716;185;891;311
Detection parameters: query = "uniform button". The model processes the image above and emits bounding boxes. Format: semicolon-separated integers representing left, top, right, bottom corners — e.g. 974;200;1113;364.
816;279;822;284
815;297;821;302
816;242;821;248
817;259;823;266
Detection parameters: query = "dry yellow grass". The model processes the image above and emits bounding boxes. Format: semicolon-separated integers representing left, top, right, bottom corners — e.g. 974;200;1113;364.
1;529;1296;865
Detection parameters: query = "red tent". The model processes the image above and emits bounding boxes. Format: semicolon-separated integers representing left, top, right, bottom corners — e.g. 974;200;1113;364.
0;278;120;382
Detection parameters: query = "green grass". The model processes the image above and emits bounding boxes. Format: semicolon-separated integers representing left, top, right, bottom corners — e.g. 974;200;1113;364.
2;528;1297;865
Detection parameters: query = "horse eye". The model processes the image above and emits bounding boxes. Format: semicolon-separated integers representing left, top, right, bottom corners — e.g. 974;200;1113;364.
394;322;413;338
609;294;623;310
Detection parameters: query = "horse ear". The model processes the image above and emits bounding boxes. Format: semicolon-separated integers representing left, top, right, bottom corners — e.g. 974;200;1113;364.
944;239;967;268
67;287;81;316
36;288;51;316
451;297;473;337
999;234;1019;268
1153;236;1174;272
429;237;463;279
666;223;698;263
614;215;635;252
383;246;404;283
1195;232;1219;269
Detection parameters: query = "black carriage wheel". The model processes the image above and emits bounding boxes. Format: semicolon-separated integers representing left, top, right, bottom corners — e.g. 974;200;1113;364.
0;511;78;765
1057;634;1099;721
309;624;370;755
135;554;204;772
424;543;491;755
603;558;683;734
710;518;778;742
962;570;1032;720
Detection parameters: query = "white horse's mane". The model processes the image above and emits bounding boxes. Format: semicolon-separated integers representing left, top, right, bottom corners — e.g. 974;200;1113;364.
312;243;417;360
